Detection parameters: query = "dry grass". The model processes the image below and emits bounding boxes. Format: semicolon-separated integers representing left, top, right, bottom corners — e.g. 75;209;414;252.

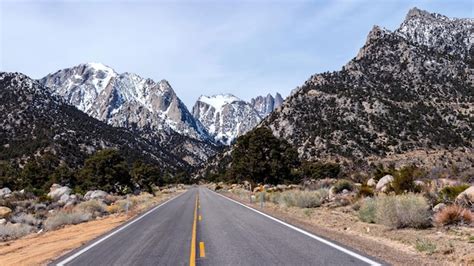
358;194;431;229
11;213;40;227
434;205;474;227
0;223;34;240
75;200;107;216
44;210;92;231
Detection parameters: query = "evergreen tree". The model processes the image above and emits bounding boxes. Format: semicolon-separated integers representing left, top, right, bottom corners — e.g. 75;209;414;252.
229;127;299;185
77;149;131;193
130;161;161;194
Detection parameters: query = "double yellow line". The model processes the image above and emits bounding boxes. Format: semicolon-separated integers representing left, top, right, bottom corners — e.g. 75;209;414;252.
189;192;205;266
189;193;198;266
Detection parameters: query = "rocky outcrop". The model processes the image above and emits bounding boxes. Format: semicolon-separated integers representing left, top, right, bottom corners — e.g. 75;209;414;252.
455;186;474;208
47;184;71;201
193;93;283;145
263;8;473;164
376;175;394;192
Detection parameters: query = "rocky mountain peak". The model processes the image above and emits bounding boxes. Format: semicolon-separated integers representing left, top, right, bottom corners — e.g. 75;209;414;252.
39;63;211;148
193;92;284;145
396;7;473;60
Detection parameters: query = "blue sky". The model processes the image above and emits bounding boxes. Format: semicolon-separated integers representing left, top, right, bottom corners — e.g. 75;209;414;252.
1;0;472;108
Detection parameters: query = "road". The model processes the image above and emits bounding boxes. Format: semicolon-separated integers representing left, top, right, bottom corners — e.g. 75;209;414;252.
53;187;382;266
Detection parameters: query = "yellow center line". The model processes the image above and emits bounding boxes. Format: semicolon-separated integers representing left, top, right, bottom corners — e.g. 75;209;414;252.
189;193;198;266
199;215;202;221
199;242;206;258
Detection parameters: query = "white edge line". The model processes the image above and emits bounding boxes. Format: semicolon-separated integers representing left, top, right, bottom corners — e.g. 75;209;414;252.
56;191;187;266
210;189;382;266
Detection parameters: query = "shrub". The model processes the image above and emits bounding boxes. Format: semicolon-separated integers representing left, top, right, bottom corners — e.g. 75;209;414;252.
277;189;329;208
438;184;470;203
415;238;437;254
332;180;354;194
374;194;431;229
11;213;40;226
75;200;107;216
358;198;377;223
357;185;374;198
434;205;473;226
391;166;424;194
0;223;33;240
44;210;92;230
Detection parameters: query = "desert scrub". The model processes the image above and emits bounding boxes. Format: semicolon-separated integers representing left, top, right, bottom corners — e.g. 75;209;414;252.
438;184;470;203
44;210;92;230
434;205;473;226
415;238;436;254
277;189;329;208
75;200;107;216
11;213;40;226
358;198;376;223
0;223;34;240
332;180;354;194
357;185;374;198
359;194;431;229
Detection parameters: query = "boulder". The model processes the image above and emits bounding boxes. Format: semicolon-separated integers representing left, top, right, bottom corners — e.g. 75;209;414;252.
367;178;377;187
58;194;70;204
276;184;288;191
47;184;71;201
414;180;425;187
0;206;12;218
84;190;109;201
0;218;6;225
0;187;12;198
376;175;394;192
455;186;474;208
432;203;446;212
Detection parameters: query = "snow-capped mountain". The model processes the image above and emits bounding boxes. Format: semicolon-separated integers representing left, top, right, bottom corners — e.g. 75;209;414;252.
250;93;284;118
396;7;473;60
0;72;187;171
40;63;208;141
39;63;219;166
192;93;283;145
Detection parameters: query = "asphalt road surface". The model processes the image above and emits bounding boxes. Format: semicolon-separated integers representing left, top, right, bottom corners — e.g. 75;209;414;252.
53;187;383;266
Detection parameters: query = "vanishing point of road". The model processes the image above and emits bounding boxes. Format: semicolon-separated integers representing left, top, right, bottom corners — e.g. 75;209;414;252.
53;187;383;266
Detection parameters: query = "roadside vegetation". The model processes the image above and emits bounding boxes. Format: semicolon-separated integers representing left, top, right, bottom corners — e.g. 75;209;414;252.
0;148;187;242
206;127;474;264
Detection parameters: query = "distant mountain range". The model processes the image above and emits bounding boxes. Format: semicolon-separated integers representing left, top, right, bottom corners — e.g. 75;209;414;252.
0;61;282;172
192;93;283;144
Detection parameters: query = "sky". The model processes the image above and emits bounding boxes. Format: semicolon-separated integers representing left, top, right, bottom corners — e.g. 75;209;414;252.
1;0;472;108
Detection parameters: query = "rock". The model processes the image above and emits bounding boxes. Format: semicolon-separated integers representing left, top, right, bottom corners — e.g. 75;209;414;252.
414;180;425;187
47;184;71;201
455;186;474;208
342;189;349;194
433;203;446;212
58;194;70;204
0;187;12;198
34;203;47;211
367;178;377;187
276;184;288;191
84;190;109;201
0;218;6;225
0;206;12;218
376;175;394;192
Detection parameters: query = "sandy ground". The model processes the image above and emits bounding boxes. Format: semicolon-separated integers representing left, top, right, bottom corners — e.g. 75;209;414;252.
0;191;182;266
224;192;474;266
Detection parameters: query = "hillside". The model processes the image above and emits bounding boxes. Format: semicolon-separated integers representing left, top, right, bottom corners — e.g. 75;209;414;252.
262;8;473;167
0;72;187;171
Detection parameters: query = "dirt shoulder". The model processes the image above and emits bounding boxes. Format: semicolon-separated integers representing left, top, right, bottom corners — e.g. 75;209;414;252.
223;192;474;266
0;191;182;266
